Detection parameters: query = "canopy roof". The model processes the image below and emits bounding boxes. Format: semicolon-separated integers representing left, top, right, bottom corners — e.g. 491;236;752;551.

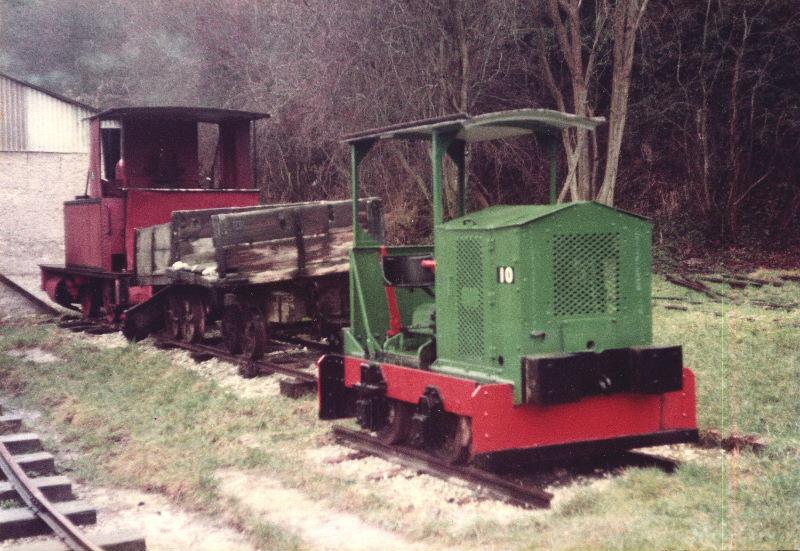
89;106;269;123
342;108;604;144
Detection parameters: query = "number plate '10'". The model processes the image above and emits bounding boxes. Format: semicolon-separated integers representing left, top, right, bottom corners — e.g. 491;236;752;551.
497;266;515;284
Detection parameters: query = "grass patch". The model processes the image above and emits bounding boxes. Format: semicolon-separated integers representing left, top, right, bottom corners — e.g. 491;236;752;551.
1;273;799;550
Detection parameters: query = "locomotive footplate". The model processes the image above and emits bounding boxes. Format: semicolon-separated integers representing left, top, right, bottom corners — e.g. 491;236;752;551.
523;345;684;406
478;428;699;465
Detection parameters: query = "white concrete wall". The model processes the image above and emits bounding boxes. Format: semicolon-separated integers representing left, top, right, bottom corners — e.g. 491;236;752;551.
0;151;87;301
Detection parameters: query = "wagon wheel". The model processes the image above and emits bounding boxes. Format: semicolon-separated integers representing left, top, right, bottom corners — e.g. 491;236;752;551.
377;400;414;445
221;304;243;354
241;307;267;360
180;296;206;343
164;295;183;340
429;413;471;465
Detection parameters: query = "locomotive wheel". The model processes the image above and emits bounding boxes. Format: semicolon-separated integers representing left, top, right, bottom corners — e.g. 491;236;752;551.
101;281;117;323
221;304;243;354
79;286;100;319
164;295;183;339
241;308;267;360
430;413;471;465
377;400;414;445
180;296;206;343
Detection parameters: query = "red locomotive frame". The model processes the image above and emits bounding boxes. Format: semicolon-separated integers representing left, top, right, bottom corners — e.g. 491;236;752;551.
41;107;266;318
329;356;696;456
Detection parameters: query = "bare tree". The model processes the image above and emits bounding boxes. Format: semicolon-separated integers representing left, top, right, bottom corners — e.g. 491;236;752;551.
533;0;648;205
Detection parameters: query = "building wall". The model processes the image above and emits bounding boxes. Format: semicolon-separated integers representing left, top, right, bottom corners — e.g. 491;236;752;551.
0;73;94;153
0;73;95;305
0;151;87;301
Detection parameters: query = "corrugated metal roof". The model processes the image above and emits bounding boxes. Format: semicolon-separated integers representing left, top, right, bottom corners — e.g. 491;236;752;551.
0;75;27;150
0;71;96;111
0;73;97;153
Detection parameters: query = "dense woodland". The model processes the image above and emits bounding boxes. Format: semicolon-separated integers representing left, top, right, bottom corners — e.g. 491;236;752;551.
2;0;799;259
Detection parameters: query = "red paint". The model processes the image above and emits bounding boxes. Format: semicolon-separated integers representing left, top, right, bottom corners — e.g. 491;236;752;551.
219;120;253;189
380;246;403;336
420;258;436;271
344;357;479;414
124;189;259;271
64;198;126;271
469;383;664;454
342;356;698;455
661;369;697;429
127;285;153;305
64;200;104;268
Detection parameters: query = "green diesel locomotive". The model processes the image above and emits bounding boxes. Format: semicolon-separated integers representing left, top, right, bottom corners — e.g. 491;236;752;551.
319;108;697;463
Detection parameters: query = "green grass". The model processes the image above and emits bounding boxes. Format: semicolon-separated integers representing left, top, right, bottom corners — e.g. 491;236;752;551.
1;272;799;550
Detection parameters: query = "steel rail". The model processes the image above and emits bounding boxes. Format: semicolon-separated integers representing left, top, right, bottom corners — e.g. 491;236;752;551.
0;273;60;316
153;336;318;383
0;441;103;551
332;425;553;509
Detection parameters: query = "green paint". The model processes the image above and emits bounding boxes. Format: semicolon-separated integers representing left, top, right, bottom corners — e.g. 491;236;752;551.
344;110;654;404
549;138;558;204
434;202;652;402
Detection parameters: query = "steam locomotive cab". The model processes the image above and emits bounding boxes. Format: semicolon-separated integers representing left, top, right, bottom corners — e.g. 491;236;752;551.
319;109;697;463
40;107;267;319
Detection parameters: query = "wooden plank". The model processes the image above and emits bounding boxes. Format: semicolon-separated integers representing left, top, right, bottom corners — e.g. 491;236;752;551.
212;199;357;249
222;227;353;275
135;223;172;276
0;500;95;540
134;227;153;276
0;475;73;503
171;204;279;242
244;259;351;285
0;433;43;455
170;199;334;243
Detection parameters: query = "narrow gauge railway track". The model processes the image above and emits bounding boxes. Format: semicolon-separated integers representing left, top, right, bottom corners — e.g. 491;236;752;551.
55;319;118;335
151;336;320;397
333;426;682;510
55;317;322;397
332;425;554;509
0;406;145;550
0;274;61;317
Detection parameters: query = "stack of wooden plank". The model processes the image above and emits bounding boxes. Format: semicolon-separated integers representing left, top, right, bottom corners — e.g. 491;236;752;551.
135;198;382;286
